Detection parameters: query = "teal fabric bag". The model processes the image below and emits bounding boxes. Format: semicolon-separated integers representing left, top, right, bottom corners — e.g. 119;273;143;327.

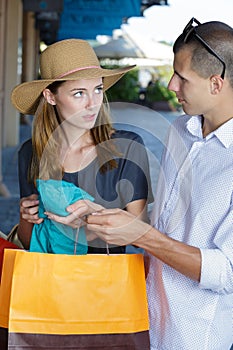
29;179;94;255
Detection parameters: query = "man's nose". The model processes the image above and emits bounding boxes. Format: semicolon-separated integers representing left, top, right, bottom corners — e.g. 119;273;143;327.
168;74;178;92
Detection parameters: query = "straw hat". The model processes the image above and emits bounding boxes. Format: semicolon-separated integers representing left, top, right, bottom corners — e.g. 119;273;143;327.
11;39;136;115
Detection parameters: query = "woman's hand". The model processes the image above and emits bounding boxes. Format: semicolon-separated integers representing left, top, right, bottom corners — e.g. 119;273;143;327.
45;199;104;229
20;194;43;224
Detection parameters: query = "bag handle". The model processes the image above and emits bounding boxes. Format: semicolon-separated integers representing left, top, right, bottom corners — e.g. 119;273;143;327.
74;225;110;255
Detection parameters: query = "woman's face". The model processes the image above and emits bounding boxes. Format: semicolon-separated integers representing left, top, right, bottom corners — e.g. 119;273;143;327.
44;78;104;130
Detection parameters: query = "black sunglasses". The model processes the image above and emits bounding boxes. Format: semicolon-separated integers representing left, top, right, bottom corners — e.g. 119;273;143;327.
183;17;226;79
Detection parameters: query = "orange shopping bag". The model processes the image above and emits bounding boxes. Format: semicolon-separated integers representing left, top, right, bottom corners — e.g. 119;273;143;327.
0;249;150;349
0;238;20;283
0;249;19;349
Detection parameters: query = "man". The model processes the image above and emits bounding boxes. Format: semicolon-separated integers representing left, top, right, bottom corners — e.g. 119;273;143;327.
50;19;233;349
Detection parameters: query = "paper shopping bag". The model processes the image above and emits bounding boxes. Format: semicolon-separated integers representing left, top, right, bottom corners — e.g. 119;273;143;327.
0;238;20;283
1;249;150;349
0;248;19;349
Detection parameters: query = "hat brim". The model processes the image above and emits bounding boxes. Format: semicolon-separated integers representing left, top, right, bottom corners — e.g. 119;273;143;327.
11;65;136;115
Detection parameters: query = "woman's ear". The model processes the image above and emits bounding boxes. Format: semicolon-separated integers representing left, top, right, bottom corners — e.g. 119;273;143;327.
210;75;224;95
43;88;56;105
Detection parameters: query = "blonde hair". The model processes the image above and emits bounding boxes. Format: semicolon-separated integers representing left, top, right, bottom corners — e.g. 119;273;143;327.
29;82;119;185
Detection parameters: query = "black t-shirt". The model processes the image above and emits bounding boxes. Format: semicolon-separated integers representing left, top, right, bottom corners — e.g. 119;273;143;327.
18;130;153;253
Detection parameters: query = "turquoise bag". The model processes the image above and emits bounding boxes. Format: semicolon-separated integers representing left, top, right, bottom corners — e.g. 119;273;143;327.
29;179;94;255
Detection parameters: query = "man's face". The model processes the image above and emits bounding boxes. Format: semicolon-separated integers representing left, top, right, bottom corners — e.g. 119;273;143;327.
168;47;213;116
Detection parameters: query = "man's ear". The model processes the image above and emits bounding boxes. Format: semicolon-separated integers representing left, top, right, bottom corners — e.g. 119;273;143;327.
43;88;56;105
210;75;224;95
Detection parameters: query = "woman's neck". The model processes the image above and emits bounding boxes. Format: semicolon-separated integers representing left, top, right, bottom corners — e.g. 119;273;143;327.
60;129;96;173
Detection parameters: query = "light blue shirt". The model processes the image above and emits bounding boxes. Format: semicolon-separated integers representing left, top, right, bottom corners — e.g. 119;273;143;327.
147;114;233;350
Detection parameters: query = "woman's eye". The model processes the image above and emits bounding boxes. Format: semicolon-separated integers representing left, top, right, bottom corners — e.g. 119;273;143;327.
74;91;83;97
95;87;103;94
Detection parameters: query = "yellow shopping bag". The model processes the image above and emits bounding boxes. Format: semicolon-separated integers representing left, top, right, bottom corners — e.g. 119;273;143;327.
0;249;19;349
0;249;150;349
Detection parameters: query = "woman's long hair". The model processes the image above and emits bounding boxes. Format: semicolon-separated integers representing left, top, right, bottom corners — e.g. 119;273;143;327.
29;81;119;185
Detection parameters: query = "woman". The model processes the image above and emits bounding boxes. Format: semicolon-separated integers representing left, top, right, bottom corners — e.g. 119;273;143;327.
11;39;153;253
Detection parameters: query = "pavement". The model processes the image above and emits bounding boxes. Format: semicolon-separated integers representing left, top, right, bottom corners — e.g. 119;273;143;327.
0;103;179;235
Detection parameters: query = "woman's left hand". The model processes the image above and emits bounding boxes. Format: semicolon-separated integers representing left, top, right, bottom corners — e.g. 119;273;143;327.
45;199;104;229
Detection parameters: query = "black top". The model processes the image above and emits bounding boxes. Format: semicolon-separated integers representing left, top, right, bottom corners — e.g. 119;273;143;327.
18;129;153;253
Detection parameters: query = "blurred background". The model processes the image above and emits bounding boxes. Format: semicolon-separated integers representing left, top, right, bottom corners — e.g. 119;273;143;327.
1;0;233;234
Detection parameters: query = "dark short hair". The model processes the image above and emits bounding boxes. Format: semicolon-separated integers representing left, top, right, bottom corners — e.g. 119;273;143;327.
173;21;233;86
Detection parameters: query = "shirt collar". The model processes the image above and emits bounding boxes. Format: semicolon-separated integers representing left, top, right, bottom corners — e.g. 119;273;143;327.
213;118;233;148
186;115;203;138
186;115;233;148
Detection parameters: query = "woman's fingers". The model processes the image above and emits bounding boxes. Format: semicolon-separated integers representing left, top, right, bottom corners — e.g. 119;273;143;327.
44;200;105;228
66;199;104;217
20;194;42;223
45;211;85;229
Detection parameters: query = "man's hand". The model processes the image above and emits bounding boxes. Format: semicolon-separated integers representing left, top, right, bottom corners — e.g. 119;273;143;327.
86;208;151;246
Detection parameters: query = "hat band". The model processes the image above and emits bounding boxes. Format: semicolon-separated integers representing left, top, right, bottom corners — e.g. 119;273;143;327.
57;66;101;78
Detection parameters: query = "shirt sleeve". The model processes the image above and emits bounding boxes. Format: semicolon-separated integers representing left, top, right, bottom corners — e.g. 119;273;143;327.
199;202;233;294
18;139;37;198
113;131;154;207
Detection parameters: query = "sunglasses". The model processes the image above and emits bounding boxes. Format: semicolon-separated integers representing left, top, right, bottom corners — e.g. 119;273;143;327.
183;17;226;79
